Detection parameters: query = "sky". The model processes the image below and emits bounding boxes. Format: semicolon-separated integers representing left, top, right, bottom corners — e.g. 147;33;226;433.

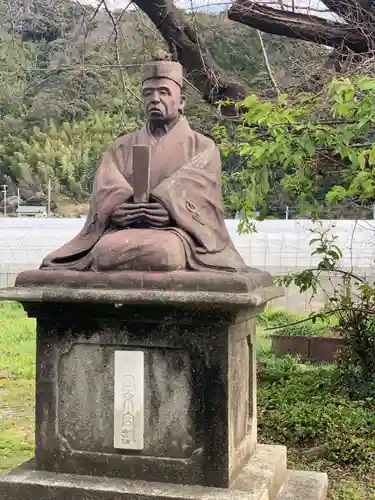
79;0;229;11
79;0;334;19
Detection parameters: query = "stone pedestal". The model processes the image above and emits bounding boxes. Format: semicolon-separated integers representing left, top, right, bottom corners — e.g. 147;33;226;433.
32;294;258;487
0;269;328;500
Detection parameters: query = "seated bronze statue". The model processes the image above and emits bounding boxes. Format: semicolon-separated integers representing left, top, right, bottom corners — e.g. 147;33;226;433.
41;52;247;274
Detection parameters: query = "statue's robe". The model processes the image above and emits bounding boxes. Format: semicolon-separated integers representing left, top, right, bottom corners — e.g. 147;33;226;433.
41;118;247;273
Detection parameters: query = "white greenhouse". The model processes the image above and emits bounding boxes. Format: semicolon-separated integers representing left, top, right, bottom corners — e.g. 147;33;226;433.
1;217;374;313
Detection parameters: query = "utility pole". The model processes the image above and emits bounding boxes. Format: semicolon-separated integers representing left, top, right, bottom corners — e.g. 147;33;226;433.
285;205;289;220
2;184;7;216
17;188;20;217
47;179;51;216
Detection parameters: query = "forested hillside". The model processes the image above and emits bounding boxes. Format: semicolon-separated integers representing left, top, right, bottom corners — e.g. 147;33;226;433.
0;0;324;213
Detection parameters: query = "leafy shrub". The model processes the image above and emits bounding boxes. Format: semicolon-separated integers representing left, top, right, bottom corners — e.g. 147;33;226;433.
258;308;335;337
258;363;375;469
337;314;375;398
257;309;302;328
278;228;375;397
258;353;299;381
215;77;375;220
280;321;331;337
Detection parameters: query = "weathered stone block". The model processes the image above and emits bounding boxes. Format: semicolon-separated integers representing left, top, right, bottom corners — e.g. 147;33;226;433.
275;470;328;500
0;444;287;500
31;300;255;487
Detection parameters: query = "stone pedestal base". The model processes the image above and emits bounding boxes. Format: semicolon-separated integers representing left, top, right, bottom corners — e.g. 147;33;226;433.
1;270;282;489
0;270;327;500
0;445;328;500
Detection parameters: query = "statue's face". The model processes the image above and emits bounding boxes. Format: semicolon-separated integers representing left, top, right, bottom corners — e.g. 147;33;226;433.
142;77;185;122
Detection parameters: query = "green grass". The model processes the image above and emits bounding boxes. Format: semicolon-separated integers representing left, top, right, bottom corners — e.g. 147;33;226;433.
0;301;36;379
0;303;374;499
0;379;34;473
0;302;35;472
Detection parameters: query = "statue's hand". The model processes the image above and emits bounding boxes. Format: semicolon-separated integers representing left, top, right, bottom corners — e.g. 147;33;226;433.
111;202;170;228
142;202;171;228
111;203;144;228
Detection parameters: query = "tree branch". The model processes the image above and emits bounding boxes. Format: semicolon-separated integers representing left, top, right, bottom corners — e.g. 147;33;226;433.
132;0;248;112
228;0;370;54
256;29;280;95
320;0;374;26
102;0;142;104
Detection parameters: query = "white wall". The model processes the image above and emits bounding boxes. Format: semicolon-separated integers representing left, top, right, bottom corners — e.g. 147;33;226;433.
1;217;374;313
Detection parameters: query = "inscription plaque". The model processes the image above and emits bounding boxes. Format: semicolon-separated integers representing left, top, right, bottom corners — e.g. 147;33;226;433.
114;350;144;450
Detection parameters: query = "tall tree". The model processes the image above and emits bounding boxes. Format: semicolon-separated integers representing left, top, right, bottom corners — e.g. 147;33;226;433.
133;0;375;108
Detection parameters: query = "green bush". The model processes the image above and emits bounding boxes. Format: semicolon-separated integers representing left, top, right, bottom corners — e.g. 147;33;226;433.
337;314;375;398
257;309;302;328
258;308;335;337
258;353;299;378
277;231;375;398
280;321;330;337
258;362;375;468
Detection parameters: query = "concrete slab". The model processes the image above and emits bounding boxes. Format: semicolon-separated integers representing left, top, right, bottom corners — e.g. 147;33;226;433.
0;446;289;500
233;444;286;499
0;460;270;500
276;470;328;500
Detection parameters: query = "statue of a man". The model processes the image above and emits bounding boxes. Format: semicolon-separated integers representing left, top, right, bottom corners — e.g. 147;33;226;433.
41;52;247;273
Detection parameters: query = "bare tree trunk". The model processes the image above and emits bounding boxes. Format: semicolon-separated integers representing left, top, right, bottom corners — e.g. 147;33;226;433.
133;0;248;113
228;0;370;53
134;0;374;109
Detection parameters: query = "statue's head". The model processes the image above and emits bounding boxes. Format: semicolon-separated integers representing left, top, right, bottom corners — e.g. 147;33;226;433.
141;51;186;123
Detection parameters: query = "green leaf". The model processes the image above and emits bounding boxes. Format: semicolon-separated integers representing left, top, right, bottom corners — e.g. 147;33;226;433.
358;79;375;91
358;151;367;170
326;186;348;204
241;94;260;109
369;144;375;166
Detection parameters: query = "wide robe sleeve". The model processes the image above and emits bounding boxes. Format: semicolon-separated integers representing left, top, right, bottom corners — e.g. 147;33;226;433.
40;148;133;268
151;143;230;254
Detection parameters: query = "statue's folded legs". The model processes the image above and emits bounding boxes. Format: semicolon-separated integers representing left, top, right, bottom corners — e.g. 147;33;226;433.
89;229;186;271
